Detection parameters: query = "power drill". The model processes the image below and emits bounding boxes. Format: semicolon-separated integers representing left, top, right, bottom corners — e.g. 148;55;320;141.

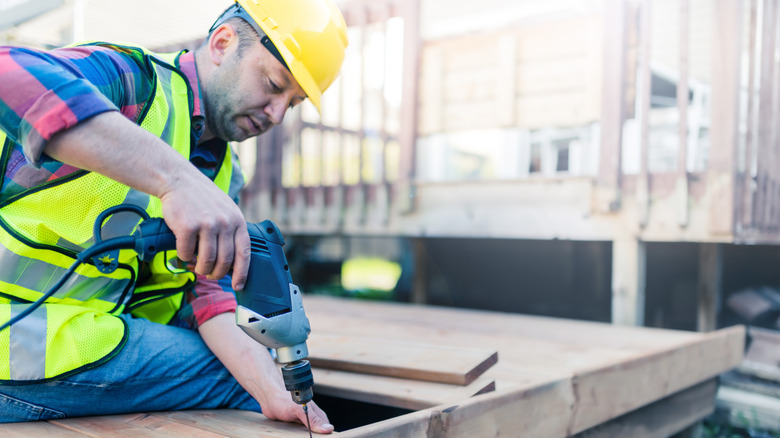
133;218;315;408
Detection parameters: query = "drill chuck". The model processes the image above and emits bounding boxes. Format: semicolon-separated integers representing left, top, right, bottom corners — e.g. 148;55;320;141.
282;360;314;405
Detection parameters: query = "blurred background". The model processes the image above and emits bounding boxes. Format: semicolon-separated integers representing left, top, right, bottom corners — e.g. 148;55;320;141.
3;0;780;335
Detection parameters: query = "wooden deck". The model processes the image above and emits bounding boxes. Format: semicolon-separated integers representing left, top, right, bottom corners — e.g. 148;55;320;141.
0;295;745;437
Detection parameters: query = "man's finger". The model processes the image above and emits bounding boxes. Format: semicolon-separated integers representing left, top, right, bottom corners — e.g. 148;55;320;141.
210;227;235;280
196;229;218;277
231;224;250;291
306;403;334;434
174;225;197;263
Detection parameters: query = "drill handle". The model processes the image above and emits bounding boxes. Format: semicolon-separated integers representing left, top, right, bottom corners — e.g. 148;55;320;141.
132;218;177;262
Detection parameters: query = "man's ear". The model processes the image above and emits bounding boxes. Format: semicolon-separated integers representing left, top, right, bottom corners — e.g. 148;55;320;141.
208;24;238;66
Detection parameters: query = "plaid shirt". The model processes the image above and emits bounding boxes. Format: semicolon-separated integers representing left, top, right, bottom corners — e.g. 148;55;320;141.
0;43;237;328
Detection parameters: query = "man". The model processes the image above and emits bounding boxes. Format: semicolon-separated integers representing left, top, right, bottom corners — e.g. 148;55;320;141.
0;0;347;433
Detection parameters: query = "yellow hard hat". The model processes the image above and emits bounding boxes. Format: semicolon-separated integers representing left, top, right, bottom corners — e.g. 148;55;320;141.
213;0;349;112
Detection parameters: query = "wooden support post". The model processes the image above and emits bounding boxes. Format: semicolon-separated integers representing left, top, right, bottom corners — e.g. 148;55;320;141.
396;0;421;215
611;236;646;326
710;0;744;236
697;243;722;332
411;238;428;304
676;0;690;228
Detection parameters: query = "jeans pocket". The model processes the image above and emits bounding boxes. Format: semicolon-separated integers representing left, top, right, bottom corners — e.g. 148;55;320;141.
0;392;66;422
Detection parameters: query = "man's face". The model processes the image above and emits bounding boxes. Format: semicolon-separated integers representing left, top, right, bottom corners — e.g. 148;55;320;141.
202;31;307;142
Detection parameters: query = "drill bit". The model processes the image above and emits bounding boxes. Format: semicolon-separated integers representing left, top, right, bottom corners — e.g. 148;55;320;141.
303;403;312;438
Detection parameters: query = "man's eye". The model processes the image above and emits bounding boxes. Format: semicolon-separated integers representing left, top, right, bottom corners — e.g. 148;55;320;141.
269;80;282;93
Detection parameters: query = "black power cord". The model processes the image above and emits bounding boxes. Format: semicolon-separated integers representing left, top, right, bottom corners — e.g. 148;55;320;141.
0;204;160;333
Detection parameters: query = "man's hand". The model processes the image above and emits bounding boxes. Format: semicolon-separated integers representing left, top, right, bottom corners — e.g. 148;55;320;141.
158;169;250;291
260;391;334;434
45;111;250;290
199;313;334;434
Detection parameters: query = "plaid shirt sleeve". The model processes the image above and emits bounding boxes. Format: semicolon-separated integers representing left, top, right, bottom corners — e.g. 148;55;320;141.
177;273;238;329
0;45;153;166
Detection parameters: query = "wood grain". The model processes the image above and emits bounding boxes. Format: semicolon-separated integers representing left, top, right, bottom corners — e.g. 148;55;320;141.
307;333;497;385
0;421;91;438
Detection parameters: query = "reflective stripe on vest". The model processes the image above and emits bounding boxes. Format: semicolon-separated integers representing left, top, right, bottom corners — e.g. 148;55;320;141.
0;44;234;381
8;303;46;380
0;303;128;381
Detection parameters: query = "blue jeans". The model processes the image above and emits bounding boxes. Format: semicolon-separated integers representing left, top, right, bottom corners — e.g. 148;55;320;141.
0;314;260;422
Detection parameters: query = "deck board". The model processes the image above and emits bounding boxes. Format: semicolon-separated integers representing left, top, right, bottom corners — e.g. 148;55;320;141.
308;333;497;385
0;295;744;437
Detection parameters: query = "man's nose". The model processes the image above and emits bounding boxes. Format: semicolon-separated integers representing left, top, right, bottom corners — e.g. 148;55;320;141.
265;97;288;126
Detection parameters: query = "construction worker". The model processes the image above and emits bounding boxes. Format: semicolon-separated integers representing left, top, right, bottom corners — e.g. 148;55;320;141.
0;0;347;432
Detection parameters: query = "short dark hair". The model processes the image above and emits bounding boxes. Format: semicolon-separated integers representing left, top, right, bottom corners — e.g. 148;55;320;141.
201;17;260;57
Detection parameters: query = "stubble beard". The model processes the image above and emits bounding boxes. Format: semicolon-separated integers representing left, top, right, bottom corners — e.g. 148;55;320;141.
202;62;248;143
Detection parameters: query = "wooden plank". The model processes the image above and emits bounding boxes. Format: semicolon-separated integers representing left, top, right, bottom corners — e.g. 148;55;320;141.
0;421;91;438
48;413;229;438
307;333;498;385
303;296;703;351
152;409;312;438
574;379;717;438
313;368;495;410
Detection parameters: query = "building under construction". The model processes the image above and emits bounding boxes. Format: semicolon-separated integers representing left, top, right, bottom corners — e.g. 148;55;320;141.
1;0;778;435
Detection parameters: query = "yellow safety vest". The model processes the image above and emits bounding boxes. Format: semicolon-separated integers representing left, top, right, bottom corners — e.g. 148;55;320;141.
0;43;239;382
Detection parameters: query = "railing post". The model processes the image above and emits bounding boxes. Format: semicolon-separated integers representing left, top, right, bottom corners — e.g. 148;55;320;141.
709;0;743;237
596;0;627;213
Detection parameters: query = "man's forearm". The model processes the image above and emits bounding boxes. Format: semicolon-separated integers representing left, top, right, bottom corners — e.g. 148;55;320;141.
44;111;202;199
198;312;333;433
44;111;251;289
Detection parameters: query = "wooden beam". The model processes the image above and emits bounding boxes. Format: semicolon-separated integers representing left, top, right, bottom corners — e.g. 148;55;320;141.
307;333;498;385
573;379;717;438
338;378;576;438
569;325;744;433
